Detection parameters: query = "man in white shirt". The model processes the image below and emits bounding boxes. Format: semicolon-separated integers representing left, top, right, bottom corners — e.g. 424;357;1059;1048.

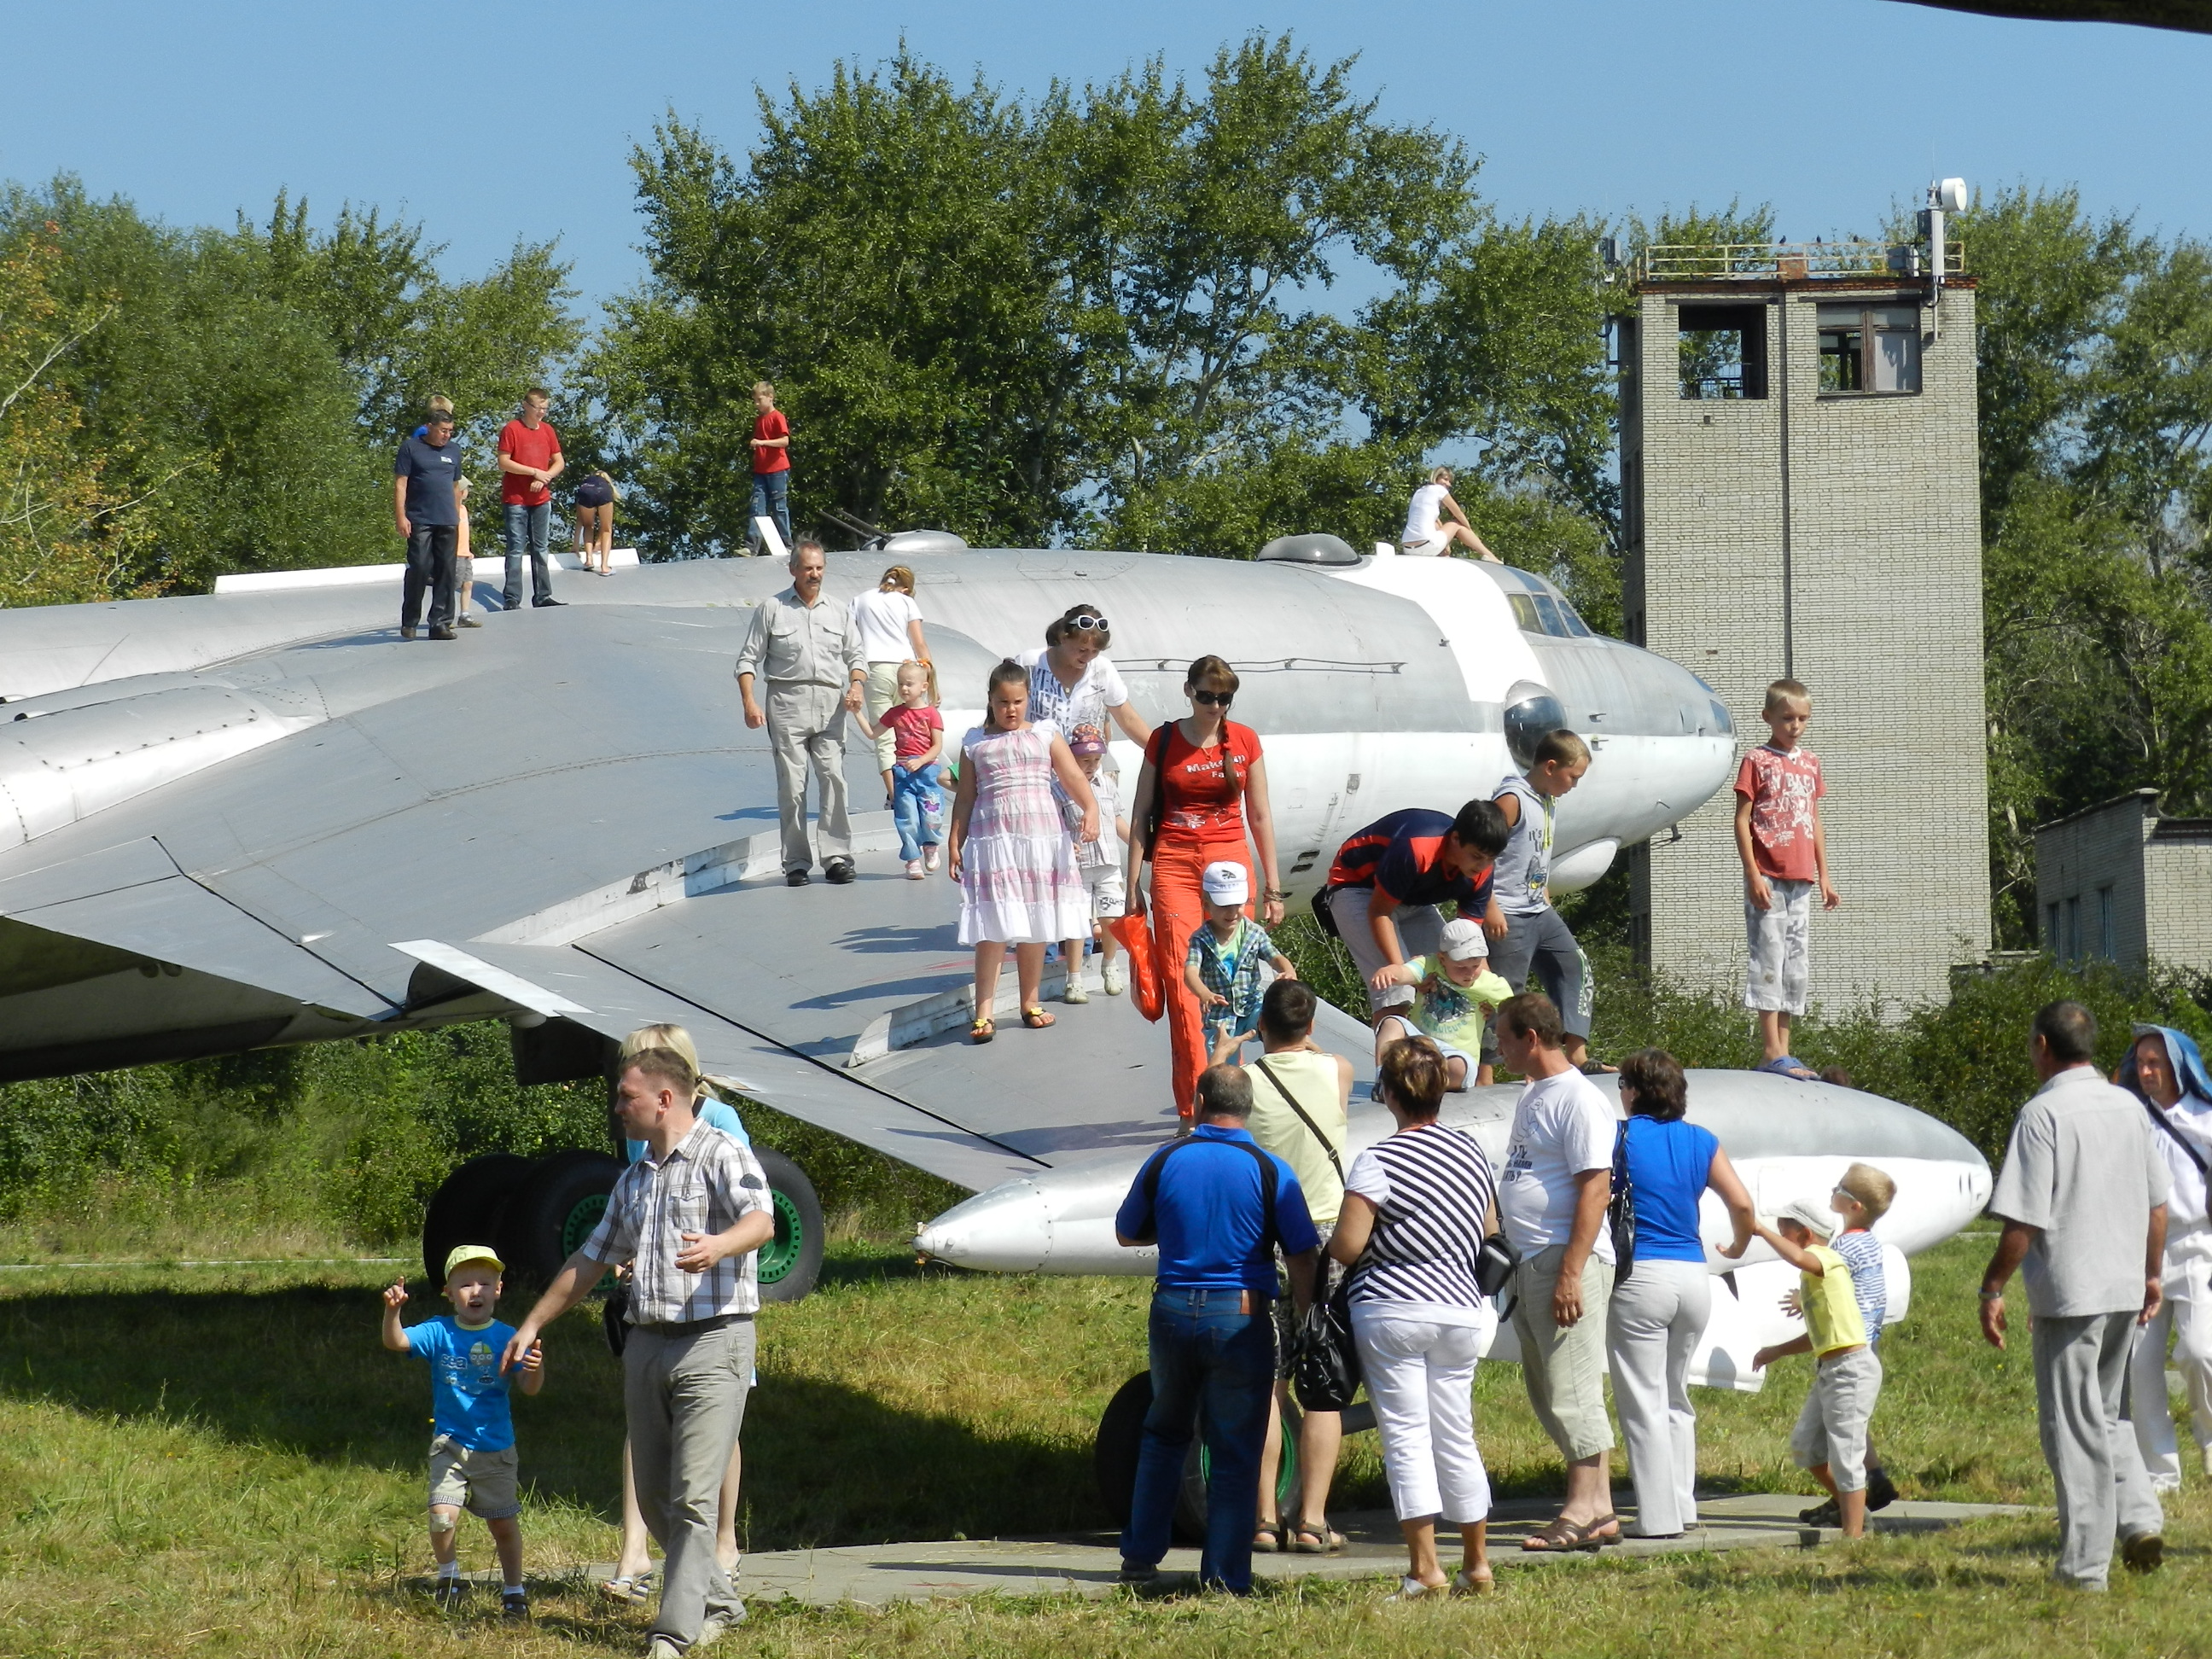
1400;467;1499;561
1496;991;1619;1549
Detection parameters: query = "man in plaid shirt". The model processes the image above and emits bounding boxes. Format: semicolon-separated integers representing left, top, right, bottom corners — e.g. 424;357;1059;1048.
506;1048;772;1656
1183;861;1298;1081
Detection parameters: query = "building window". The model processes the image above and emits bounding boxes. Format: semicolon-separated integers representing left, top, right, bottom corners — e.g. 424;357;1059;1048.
1818;304;1922;395
1678;304;1767;400
2065;895;2081;963
2046;901;2062;957
2098;886;2115;960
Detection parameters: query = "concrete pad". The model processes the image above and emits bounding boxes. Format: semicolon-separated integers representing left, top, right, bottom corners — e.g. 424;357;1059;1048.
567;1493;2031;1609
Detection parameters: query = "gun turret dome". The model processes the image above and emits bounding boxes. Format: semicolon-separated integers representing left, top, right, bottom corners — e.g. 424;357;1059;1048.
1256;533;1362;566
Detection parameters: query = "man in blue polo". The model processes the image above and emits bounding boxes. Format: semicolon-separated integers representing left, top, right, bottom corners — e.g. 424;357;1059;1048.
1115;1064;1319;1593
1321;800;1511;1024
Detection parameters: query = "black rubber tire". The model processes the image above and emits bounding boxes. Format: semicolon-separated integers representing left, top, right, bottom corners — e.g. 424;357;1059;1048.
498;1149;624;1287
421;1152;532;1286
1093;1370;1301;1544
753;1147;824;1304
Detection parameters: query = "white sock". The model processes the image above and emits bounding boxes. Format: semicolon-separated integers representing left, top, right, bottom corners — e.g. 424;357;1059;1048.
437;1562;460;1580
504;1583;525;1597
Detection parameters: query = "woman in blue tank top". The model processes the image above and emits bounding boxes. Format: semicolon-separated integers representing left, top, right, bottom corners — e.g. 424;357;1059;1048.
1602;1050;1755;1538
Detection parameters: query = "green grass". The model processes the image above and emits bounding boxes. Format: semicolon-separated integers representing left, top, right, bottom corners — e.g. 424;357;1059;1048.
1;1234;2206;1656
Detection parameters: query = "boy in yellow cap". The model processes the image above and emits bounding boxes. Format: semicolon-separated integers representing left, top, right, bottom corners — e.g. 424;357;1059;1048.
382;1245;544;1616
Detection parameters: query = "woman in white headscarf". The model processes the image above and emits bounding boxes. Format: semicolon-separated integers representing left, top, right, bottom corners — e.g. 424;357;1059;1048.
2118;1023;2212;1490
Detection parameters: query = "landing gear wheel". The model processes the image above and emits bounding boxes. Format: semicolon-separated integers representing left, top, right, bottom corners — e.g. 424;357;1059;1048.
1092;1370;1298;1544
497;1149;624;1287
754;1147;824;1304
421;1152;532;1285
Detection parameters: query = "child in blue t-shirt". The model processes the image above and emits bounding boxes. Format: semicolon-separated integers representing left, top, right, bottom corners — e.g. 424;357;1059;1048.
381;1244;544;1618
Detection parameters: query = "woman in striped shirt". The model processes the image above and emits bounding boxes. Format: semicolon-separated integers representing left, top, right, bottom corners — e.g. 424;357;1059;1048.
1329;1039;1499;1598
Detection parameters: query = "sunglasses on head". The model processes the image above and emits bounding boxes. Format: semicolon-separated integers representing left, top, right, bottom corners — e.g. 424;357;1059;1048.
1191;690;1234;708
1068;613;1108;632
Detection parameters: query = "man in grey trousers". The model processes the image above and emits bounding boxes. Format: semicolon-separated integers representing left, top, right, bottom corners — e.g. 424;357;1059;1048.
735;537;867;887
1981;998;2169;1589
506;1047;773;1655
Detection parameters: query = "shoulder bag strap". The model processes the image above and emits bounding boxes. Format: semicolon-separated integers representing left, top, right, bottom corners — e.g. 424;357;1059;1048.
1254;1057;1346;1184
1138;723;1172;863
1138;1135;1280;1260
2143;1094;2211;1178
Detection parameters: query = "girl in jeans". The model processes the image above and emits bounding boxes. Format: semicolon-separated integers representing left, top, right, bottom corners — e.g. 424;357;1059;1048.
1603;1049;1756;1537
1330;1039;1498;1598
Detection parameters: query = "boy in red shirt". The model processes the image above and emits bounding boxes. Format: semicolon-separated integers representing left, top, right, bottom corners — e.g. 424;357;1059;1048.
497;387;565;611
748;381;792;556
1733;678;1841;1069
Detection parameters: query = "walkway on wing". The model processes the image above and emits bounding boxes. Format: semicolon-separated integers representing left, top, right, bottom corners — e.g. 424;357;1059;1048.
422;1494;2030;1604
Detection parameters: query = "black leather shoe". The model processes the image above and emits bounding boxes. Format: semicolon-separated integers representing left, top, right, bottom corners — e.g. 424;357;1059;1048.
429;626;457;641
824;858;856;885
1865;1466;1898;1512
400;626;417;641
785;870;810;888
534;597;566;608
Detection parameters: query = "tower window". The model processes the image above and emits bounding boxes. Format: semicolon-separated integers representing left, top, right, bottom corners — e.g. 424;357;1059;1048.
1678;304;1767;399
1819;304;1922;394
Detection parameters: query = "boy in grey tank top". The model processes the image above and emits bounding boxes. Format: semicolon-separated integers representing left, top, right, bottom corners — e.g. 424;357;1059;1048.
1485;731;1598;1070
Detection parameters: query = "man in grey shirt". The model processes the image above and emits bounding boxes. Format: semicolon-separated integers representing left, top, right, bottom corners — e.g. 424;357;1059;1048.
506;1046;773;1656
734;538;867;886
1982;999;2169;1589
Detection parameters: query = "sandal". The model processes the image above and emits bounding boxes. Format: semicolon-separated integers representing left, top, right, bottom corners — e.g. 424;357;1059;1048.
1387;1574;1448;1601
1521;1516;1603;1553
970;1016;995;1045
1590;1513;1623;1545
600;1570;655;1604
1252;1522;1283;1553
1288;1518;1346;1554
1452;1568;1494;1596
1022;1006;1056;1029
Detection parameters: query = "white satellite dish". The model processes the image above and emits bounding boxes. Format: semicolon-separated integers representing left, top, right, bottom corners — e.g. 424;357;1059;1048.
1937;178;1969;213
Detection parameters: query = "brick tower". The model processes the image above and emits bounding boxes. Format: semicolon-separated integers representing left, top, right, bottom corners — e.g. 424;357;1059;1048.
1621;236;1988;1011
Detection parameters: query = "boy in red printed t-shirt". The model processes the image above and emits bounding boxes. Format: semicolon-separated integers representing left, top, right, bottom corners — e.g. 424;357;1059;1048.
748;381;792;556
1733;678;1841;1069
496;387;565;612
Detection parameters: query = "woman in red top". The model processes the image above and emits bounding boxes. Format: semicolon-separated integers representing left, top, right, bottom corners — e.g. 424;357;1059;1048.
1122;654;1287;1119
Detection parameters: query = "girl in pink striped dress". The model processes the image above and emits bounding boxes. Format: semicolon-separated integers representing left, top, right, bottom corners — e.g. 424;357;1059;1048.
949;660;1098;1042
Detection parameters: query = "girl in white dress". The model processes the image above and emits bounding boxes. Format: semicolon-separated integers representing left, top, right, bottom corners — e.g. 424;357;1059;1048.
949;661;1098;1042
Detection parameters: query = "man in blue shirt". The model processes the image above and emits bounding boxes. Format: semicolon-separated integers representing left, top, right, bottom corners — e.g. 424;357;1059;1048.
393;410;466;641
1115;1064;1320;1592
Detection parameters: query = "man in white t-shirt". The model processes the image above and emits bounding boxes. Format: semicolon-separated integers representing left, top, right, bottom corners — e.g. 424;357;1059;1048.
1496;991;1620;1548
1400;467;1499;562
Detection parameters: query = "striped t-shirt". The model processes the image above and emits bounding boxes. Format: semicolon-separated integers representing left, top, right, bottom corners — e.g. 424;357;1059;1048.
1342;1123;1496;1325
1831;1227;1887;1346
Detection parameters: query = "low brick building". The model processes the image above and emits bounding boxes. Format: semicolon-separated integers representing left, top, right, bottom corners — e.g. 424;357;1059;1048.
2034;790;2212;975
1620;236;1989;1013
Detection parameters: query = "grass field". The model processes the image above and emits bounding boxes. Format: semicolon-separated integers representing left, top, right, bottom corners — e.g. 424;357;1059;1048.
2;1231;2208;1657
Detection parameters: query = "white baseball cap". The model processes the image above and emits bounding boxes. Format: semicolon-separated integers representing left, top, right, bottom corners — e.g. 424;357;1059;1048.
1777;1198;1834;1239
1439;917;1488;961
1201;861;1249;905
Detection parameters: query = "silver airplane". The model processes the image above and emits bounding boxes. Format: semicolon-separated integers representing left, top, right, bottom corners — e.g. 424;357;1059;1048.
0;532;1983;1339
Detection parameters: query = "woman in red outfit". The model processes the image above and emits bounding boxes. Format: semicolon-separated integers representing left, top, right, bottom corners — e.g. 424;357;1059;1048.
1122;655;1286;1119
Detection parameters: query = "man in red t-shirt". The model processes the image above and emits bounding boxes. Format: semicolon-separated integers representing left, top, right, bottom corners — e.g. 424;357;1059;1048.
497;387;566;610
747;381;791;557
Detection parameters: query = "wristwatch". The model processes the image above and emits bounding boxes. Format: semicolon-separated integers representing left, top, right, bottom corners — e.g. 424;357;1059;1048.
1978;1286;2005;1301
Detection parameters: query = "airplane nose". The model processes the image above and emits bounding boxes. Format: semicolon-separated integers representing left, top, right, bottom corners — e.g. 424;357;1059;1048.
913;1179;1052;1272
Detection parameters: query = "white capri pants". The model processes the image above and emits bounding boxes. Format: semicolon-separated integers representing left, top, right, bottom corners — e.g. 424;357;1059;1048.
1350;1301;1496;1523
1604;1257;1711;1536
2131;1253;2212;1489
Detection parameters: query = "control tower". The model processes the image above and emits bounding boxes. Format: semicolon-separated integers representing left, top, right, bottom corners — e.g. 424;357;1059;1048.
1620;212;1988;1011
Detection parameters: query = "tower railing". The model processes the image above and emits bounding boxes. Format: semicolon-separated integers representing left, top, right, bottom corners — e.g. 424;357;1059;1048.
1631;241;1965;283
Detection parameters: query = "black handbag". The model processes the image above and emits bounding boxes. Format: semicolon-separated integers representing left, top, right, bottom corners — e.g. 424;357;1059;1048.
1476;1230;1520;1299
1608;1121;1637;1282
1291;1278;1363;1412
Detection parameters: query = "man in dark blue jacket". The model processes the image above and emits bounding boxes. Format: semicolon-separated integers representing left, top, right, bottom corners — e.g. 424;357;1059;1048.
1115;1064;1319;1592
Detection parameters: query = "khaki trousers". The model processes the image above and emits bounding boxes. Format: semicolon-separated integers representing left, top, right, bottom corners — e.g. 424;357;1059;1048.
626;1319;754;1644
766;680;853;874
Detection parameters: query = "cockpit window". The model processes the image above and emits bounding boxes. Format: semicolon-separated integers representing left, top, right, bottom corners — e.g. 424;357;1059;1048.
1532;593;1566;636
1508;587;1596;639
1508;592;1542;632
1558;601;1593;637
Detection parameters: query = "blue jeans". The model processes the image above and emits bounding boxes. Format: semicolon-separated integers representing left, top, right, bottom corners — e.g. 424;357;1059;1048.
1121;1286;1276;1592
749;470;790;555
502;502;553;608
891;762;943;862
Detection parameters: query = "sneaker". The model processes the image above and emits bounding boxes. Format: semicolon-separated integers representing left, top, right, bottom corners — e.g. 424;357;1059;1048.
923;844;940;872
1865;1467;1898;1512
502;1590;529;1621
433;1575;467;1610
905;859;925;881
1103;959;1128;996
400;625;418;641
2122;1530;2165;1574
647;1638;684;1659
824;858;856;885
1798;1497;1841;1527
1117;1558;1159;1586
1063;980;1090;1004
692;1605;745;1647
457;614;482;628
785;870;810;888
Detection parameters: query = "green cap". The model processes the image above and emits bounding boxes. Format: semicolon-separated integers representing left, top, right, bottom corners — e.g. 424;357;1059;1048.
443;1244;504;1282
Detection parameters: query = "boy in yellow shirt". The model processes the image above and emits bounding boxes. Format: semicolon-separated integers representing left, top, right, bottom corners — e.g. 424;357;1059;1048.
1751;1196;1882;1539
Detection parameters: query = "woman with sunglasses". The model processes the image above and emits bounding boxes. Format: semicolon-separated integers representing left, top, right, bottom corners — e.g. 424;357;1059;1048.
1018;606;1150;1000
1123;654;1286;1121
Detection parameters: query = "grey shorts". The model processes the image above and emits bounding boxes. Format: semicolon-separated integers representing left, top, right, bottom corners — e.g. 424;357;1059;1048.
1790;1345;1883;1490
1484;906;1591;1057
428;1435;521;1521
1745;879;1813;1015
1322;888;1443;1016
1511;1244;1615;1458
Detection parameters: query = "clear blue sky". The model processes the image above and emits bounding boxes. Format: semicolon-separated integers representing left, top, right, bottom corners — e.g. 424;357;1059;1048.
4;0;2207;317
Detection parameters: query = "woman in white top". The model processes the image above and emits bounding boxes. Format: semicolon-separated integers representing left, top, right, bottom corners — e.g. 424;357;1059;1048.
848;565;932;804
1400;467;1499;561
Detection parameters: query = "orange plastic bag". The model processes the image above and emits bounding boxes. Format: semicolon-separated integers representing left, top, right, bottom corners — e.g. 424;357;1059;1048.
1108;913;1165;1022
